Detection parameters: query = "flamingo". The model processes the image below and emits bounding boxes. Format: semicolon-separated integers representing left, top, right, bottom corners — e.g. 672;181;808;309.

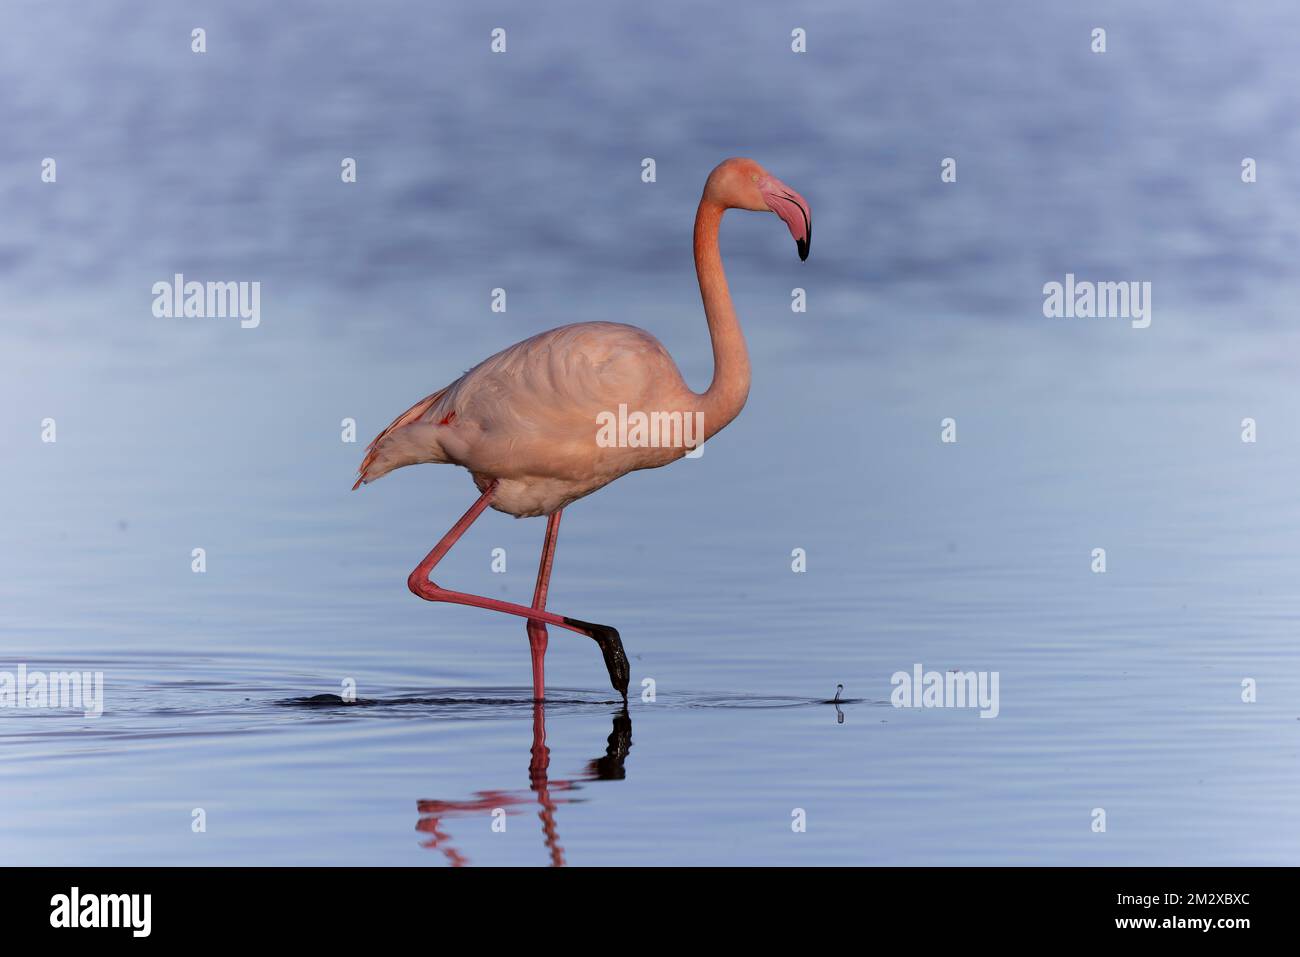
353;157;812;702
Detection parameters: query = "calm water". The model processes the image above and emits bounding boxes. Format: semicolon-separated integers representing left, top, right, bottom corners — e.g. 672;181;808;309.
2;0;1299;865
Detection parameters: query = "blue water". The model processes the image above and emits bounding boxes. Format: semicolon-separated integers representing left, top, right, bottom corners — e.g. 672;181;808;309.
2;0;1299;865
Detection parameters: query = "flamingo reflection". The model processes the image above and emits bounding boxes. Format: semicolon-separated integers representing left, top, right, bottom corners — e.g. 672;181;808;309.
416;704;631;866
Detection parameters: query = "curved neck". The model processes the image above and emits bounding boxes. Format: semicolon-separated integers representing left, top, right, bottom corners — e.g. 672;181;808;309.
693;199;750;440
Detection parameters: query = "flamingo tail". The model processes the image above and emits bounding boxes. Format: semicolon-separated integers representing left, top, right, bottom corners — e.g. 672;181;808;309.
352;387;452;489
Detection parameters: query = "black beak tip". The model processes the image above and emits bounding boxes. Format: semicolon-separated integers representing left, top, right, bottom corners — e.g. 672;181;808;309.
796;238;809;261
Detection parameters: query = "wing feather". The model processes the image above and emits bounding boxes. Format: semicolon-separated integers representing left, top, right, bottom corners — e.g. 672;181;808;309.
352;386;450;489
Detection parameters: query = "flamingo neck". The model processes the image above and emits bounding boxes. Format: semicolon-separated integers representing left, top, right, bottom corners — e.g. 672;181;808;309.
693;198;750;441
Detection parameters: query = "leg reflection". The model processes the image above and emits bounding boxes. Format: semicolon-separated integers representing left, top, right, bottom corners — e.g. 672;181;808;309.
416;704;633;866
530;701;564;867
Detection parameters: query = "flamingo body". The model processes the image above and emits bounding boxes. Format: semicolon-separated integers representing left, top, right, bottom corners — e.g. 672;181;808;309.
356;321;696;517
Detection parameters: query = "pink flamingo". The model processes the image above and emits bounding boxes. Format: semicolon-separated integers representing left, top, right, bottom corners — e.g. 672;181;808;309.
354;158;811;702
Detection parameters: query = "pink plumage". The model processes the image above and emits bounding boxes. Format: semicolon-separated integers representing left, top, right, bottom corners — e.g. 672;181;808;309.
355;322;697;516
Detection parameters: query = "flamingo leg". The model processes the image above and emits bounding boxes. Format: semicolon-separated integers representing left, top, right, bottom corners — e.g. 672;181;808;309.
526;510;562;701
407;483;629;700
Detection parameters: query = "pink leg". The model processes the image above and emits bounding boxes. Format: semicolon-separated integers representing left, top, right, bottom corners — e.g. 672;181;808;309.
407;484;629;700
527;510;562;701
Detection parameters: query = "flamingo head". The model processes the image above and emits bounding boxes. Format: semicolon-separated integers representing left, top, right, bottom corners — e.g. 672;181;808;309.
705;157;812;261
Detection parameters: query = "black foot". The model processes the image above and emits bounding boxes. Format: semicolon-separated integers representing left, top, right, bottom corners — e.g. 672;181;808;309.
564;617;629;702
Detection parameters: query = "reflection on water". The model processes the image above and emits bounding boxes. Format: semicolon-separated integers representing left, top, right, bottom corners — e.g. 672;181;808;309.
416;705;631;867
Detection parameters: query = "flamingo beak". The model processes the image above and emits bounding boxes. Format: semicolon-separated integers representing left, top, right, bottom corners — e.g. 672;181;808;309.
760;178;812;261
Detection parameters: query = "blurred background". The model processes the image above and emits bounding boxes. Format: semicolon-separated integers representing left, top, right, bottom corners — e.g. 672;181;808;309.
1;0;1298;865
